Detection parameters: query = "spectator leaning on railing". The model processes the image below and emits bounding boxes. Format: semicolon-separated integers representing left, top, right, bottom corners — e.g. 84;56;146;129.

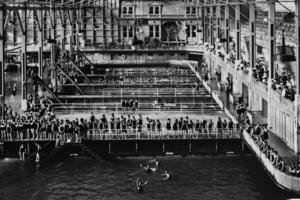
271;71;296;101
245;123;285;172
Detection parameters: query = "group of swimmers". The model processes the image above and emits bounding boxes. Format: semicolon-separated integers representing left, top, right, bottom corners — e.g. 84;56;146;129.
136;158;170;193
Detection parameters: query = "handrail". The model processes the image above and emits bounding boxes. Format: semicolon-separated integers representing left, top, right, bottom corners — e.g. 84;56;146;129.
84;128;241;140
243;130;300;192
35;76;64;104
69;59;92;83
76;50;96;69
56;64;86;95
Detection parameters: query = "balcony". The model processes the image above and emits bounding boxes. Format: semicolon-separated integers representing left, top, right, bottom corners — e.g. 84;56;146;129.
269;88;295;115
118;14;196;20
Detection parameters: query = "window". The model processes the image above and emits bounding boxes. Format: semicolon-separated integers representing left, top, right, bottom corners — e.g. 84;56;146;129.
128;7;133;14
123;6;134;15
123;26;127;38
150;26;153;37
192;25;196;37
149;25;160;38
149;7;153;15
129;27;133;37
122;7;127;14
186;25;190;37
192;7;196;14
186;7;190;15
149;6;160;15
155;6;160;14
186;6;196;15
186;25;196;38
123;26;133;39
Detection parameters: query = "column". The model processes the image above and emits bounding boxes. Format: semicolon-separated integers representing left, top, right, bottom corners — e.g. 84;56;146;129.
61;2;66;52
75;8;80;48
295;0;300;152
267;0;276;129
0;5;4;116
38;8;44;78
209;6;214;45
21;7;27;100
248;3;256;110
216;2;221;40
50;4;57;92
235;4;241;60
268;0;276;79
202;7;207;43
69;9;74;54
224;3;230;54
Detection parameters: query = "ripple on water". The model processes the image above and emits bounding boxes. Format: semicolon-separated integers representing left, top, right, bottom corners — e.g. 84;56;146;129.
0;156;298;200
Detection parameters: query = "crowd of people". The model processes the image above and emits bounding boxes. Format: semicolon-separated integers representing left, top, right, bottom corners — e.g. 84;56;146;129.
121;99;139;110
0;106;241;142
271;71;296;102
85;114;241;139
252;59;269;85
245;123;285;172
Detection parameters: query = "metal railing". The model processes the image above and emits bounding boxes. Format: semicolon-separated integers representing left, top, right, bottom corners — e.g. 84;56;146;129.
84;128;242;140
52;102;222;113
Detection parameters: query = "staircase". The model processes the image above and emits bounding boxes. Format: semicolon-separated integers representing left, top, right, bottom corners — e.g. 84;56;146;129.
35;76;64;104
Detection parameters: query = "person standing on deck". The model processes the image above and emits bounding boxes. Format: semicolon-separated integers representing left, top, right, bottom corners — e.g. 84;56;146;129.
10;83;17;102
146;117;151;139
19;144;26;161
137;115;143;139
166;118;171;138
156;120;162;139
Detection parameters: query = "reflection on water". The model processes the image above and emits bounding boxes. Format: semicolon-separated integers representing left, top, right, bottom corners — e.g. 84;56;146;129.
0;156;298;200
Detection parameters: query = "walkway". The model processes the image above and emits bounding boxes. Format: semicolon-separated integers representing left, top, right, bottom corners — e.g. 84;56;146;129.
195;70;298;169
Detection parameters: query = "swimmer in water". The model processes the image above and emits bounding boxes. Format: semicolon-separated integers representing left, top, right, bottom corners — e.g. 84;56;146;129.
140;164;157;174
148;157;159;167
136;178;148;193
161;170;170;180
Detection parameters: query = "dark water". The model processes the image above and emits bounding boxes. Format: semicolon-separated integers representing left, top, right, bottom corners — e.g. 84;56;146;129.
0;156;298;200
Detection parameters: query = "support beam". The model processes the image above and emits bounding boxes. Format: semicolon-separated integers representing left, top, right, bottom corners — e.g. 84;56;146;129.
268;0;276;79
224;3;230;54
69;59;91;83
21;7;27;100
60;1;66;52
248;3;256;110
295;0;300;153
216;1;221;39
202;7;207;43
0;5;5;116
68;9;74;54
249;4;256;70
50;4;57;92
209;6;214;46
55;64;85;95
235;4;241;60
268;0;276;129
38;8;44;78
297;0;300;95
77;50;96;70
